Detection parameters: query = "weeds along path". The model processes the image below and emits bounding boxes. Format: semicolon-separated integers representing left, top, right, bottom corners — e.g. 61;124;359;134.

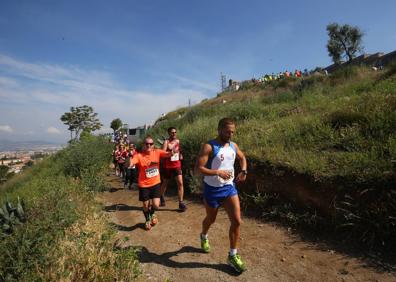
99;175;395;282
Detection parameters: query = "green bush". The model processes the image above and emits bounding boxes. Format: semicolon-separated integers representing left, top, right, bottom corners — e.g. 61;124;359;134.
0;136;138;281
330;65;360;82
335;188;396;249
327;110;367;129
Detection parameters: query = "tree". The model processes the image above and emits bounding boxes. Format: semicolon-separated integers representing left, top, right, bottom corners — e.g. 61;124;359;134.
326;23;364;64
110;118;123;133
60;105;103;141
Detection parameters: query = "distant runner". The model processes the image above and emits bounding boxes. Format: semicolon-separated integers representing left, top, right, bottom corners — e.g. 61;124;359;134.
160;127;186;211
124;144;136;190
195;117;248;273
130;136;174;230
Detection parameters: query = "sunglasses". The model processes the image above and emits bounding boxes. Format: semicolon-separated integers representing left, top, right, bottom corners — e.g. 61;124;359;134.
145;143;154;146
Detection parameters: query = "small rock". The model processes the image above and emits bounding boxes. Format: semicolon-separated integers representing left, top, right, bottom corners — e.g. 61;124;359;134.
281;257;286;262
301;255;306;259
339;269;349;275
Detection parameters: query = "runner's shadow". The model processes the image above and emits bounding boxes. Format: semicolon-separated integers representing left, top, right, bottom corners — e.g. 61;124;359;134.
104;204;141;212
111;222;146;231
136;245;240;276
159;208;184;213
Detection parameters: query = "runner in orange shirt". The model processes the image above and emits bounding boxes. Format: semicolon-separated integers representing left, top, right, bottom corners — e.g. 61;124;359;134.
130;136;173;230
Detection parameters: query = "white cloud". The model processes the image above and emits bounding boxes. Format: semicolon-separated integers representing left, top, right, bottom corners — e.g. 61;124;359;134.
0;76;17;88
0;54;212;142
47;126;61;134
0;125;13;133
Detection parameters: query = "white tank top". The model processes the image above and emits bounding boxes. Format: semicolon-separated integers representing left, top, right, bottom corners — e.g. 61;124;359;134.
204;140;236;187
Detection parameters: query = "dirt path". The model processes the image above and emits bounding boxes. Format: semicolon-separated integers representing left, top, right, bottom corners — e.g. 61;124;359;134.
99;175;395;282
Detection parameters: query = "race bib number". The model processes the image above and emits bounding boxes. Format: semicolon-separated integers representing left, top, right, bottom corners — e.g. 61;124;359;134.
145;167;159;178
170;153;179;161
218;169;234;184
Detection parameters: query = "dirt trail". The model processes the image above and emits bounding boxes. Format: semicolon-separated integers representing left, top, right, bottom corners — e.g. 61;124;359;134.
99;175;395;282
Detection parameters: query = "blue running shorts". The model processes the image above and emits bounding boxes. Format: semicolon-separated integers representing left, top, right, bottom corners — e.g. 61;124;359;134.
203;182;238;208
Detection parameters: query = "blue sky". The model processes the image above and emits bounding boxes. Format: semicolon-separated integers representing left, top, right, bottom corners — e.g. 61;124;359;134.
0;0;395;143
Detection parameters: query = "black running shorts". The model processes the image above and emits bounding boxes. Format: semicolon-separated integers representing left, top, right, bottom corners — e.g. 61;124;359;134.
139;183;161;201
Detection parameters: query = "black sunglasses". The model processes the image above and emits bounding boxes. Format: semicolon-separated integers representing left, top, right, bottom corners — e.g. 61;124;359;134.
146;143;154;146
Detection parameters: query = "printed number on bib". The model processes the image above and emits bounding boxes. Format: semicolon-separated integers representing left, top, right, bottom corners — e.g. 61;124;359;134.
171;153;179;161
145;167;159;178
218;169;234;184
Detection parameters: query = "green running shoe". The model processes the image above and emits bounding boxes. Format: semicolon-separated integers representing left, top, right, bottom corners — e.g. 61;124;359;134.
150;213;158;226
227;254;247;273
200;236;210;253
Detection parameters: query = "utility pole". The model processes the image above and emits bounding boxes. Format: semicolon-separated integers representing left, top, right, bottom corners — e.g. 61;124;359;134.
188;98;191;108
221;72;227;91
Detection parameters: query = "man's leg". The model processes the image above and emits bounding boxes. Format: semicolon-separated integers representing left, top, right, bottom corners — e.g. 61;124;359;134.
142;200;151;229
223;194;246;272
176;173;187;211
152;197;160;209
176;174;184;202
124;168;130;188
150;185;161;225
160;178;169;206
202;200;218;234
223;195;242;250
200;200;218;253
160;178;169;197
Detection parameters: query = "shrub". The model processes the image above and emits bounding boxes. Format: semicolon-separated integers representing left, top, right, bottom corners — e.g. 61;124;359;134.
335;188;396;249
330;65;359;82
0;136;139;280
327;110;367;129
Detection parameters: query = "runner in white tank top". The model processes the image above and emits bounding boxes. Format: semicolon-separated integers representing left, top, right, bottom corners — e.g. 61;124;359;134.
204;140;236;187
195;118;248;273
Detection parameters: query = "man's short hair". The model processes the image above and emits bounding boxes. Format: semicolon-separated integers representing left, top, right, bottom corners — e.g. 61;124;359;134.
167;127;176;133
218;117;235;130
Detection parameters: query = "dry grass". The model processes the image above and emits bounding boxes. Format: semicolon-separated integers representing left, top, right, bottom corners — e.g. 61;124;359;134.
45;205;140;281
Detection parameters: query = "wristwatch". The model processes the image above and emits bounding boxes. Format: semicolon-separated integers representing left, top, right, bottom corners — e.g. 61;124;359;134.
241;170;248;175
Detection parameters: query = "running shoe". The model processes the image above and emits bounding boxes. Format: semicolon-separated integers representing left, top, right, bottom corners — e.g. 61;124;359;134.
150;213;158;226
179;201;187;212
200;236;210;253
160;196;166;207
227;254;247;273
145;220;152;231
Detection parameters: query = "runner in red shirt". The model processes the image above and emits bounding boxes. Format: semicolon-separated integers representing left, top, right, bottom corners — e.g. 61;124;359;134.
130;136;173;230
160;127;186;211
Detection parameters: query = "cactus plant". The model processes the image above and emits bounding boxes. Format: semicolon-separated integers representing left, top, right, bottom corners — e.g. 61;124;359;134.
0;197;26;233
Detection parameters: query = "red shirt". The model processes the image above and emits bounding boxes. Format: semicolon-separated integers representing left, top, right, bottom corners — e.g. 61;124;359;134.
163;138;182;169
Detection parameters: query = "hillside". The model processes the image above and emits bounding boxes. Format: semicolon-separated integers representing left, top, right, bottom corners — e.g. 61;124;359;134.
1;65;395;281
148;64;396;252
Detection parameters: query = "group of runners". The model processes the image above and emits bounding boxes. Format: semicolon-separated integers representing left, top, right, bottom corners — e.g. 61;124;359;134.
112;118;248;273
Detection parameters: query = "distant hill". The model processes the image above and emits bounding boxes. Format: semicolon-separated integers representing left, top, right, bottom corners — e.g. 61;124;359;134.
0;140;64;152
